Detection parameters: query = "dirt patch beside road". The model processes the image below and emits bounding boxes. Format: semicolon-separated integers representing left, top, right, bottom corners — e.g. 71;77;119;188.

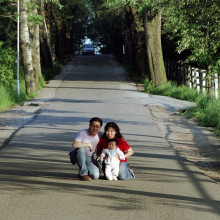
147;104;220;184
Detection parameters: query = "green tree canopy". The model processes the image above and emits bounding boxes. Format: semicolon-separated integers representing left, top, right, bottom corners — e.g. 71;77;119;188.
164;0;220;75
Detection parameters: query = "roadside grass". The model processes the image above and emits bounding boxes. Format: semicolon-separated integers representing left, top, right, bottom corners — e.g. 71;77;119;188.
187;96;220;136
143;78;220;136
0;64;62;112
145;80;198;102
0;80;28;111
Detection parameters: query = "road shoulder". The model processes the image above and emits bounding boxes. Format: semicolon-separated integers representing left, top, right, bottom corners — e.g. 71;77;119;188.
0;64;70;149
148;103;220;184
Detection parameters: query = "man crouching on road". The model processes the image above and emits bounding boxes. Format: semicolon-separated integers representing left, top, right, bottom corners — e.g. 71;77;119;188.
72;117;103;181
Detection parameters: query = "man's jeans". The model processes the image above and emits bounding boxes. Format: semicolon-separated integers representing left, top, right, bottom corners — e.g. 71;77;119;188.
77;148;99;179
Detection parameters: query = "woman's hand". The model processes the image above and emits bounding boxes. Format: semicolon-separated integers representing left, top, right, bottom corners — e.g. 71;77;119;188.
124;148;134;158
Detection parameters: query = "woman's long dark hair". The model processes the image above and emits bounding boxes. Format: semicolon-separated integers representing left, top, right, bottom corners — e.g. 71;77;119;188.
103;122;123;139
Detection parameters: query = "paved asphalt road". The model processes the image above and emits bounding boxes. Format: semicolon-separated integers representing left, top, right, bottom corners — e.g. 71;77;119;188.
0;55;220;220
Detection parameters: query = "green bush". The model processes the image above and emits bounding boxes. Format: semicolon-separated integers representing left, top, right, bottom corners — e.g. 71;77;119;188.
0;86;13;111
215;123;220;136
0;41;17;87
0;61;62;112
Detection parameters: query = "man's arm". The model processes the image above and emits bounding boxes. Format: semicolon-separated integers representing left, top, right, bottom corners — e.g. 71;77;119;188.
72;140;93;152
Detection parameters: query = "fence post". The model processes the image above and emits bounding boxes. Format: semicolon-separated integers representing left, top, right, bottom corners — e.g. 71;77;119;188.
167;60;170;80
214;73;219;99
177;62;180;84
173;61;177;81
196;68;200;93
200;69;206;95
187;65;192;88
218;73;220;91
180;62;184;85
164;59;167;78
191;67;196;89
163;59;219;98
206;74;212;97
183;65;187;86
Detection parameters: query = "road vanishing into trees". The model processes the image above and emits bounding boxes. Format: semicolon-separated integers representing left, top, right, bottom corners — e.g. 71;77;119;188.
0;55;220;219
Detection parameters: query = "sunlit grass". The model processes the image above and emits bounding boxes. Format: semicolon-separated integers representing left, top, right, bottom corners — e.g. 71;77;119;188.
0;65;60;112
0;80;28;111
144;79;220;136
188;96;220;136
144;80;198;102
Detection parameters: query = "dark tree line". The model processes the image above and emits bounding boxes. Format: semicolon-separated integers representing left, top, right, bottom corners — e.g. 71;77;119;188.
0;0;219;95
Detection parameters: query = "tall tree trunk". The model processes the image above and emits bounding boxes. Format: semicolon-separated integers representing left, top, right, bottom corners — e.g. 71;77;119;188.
29;0;42;89
40;0;54;67
20;0;35;95
144;9;167;86
124;4;137;71
136;31;148;77
131;6;147;77
53;6;65;61
65;27;72;60
110;16;124;61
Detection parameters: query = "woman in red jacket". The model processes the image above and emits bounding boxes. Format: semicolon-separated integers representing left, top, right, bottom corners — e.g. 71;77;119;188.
97;122;135;180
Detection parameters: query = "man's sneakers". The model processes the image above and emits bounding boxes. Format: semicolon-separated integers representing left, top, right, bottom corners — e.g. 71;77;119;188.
78;174;92;181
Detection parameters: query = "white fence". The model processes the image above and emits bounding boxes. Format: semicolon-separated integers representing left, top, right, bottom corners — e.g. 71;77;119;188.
164;59;219;99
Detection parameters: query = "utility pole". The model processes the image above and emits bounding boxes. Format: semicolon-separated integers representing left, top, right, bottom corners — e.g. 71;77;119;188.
17;0;20;95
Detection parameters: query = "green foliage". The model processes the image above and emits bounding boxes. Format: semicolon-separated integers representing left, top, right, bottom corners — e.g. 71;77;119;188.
69;1;91;53
28;13;44;27
0;0;17;46
25;1;44;26
103;0;161;32
50;0;89;54
46;0;63;9
163;0;220;75
105;0;163;19
0;41;17;87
